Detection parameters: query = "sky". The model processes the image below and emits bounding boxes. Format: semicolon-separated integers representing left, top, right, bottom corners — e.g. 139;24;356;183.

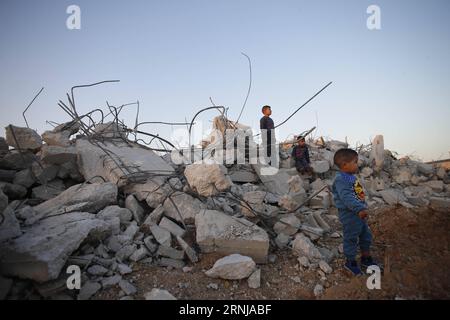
0;0;449;161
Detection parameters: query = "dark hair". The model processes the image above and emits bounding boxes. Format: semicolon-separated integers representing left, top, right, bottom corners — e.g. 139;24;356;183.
333;148;358;168
297;135;305;141
262;105;271;113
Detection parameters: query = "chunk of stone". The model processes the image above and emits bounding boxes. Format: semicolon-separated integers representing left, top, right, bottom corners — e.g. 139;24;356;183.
205;254;256;280
0;205;22;242
144;288;176;300
184;163;232;197
0;182;27;199
87;265;109;276
31;179;65;201
319;260;333;274
251;164;290;196
379;189;407;205
0;212;112;282
292;233;323;260
142;204;164;226
101;275;122;288
229;170;258;183
119;279;137;296
129;246;149;262
370;135;384;171
156;245;185;260
97;205;132;223
158;257;185;269
78;281;101;300
5;125;42;150
247;269;261;289
176;236;198;263
273;214;301;236
163;191;205;224
195;209;269;263
31;182;118;221
13;169;36;188
76;139;174;187
159;217;186;237
422;180;444;192
417;163;434;176
40;145;77;165
149;225;171;246
125;194;145;224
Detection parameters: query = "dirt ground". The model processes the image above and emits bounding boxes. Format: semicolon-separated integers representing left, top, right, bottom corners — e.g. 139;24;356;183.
95;206;450;300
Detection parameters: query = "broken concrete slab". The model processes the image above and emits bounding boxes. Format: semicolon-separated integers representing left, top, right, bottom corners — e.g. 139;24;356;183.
78;281;101;300
5;125;42;150
144;288;176;300
97;205;133;224
125;194;145;225
417;163;434;176
247;268;261;289
158;257;185;269
163;191;206;224
159;217;186;238
13;168;36;188
379;189;407;205
129;246;150;262
124;177;177;209
0;150;37;170
119;279;137;296
0;205;22;242
251;164;290;196
195;209;269;263
31;179;65;201
292;233;323;260
176;236;198;263
184;163;232;197
240;190;278;218
0;182;27;199
273;214;301;236
0;212;112;282
156;245;185;260
142;204;164;226
76;139;174;187
41;130;72;147
40;145;77;165
31;182;118;221
205;254;256;280
229;170;258;183
149;224;172;247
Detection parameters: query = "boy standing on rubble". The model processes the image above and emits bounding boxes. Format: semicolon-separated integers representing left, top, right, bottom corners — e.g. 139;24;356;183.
292;135;313;175
260;105;274;164
332;148;379;276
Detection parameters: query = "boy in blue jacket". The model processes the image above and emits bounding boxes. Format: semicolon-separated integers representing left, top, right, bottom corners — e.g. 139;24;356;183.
332;148;379;275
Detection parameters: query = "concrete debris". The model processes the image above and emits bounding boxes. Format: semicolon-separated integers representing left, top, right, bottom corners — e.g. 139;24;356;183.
125;194;145;225
5;125;42;150
247;268;261;289
159;217;186;238
292;233;323;260
150;225;172;247
0;107;448;300
78;281;101;300
184;163;232;197
144;288;177;300
205;254;256;280
163;191;206;224
0;212;112;282
195;209;269;263
76;139;174;187
30;182;118;222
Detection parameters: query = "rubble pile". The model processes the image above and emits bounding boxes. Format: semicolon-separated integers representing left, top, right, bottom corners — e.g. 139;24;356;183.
0;103;449;300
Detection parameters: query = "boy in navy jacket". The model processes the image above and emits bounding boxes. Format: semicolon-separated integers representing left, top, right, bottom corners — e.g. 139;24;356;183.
332;148;379;275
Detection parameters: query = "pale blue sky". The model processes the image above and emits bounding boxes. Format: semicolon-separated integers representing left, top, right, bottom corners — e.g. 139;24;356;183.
1;0;449;161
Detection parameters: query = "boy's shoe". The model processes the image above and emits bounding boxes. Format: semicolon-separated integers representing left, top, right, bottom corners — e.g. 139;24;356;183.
344;260;362;276
361;256;379;269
